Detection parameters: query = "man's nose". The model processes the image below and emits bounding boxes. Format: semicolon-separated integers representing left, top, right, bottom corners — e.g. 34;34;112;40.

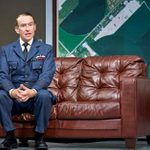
25;25;30;30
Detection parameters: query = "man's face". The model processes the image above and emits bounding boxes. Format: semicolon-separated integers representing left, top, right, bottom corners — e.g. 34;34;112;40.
15;15;36;42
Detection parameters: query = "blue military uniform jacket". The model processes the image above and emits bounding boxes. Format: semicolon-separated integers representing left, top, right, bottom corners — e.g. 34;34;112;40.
0;39;56;92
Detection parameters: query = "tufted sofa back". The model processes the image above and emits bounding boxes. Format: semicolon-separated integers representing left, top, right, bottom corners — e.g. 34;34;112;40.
48;56;146;103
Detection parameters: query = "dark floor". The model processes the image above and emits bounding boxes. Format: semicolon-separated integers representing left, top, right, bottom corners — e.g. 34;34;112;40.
0;138;149;150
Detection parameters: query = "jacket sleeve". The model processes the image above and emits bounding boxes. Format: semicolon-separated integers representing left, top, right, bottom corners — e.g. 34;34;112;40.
0;47;16;92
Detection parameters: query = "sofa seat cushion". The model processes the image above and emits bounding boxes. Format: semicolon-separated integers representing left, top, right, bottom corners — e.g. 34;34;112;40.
12;113;35;122
12;105;57;122
56;101;120;120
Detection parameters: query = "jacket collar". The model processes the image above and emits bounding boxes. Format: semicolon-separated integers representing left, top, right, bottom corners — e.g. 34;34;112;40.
13;39;41;62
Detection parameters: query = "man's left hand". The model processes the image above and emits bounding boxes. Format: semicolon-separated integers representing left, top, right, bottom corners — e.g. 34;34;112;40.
18;84;37;102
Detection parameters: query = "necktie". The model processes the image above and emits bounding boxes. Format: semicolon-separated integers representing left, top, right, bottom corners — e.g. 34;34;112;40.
23;42;29;59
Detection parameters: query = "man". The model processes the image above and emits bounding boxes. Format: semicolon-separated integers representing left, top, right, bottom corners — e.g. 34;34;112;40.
0;12;56;150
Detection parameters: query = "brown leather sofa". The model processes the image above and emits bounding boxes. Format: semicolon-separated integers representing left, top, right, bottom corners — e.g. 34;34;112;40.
1;55;150;149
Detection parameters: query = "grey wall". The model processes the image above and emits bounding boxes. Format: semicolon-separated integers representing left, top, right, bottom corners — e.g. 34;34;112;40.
46;0;53;45
0;0;45;45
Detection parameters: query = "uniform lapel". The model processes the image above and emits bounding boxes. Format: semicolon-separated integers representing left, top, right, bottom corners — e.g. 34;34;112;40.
13;40;25;60
26;39;40;62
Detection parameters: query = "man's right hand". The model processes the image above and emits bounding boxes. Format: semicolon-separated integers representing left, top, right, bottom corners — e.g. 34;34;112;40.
10;88;25;102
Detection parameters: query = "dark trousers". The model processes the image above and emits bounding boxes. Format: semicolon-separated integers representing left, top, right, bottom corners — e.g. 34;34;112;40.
0;89;54;133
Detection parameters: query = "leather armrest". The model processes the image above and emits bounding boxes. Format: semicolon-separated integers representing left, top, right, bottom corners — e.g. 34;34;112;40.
120;77;150;137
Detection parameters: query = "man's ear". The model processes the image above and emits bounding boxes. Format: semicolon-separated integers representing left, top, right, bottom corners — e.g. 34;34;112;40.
14;26;19;34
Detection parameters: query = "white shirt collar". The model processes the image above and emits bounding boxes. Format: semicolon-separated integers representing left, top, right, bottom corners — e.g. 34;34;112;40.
20;38;33;51
20;38;33;46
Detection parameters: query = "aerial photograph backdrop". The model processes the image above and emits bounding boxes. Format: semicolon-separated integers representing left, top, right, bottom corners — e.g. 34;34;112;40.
57;0;150;75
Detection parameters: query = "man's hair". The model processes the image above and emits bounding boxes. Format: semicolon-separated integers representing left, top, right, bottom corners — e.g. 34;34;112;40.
15;12;36;26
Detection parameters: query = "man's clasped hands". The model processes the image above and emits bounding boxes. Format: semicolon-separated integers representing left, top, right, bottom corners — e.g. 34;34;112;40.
10;84;37;102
